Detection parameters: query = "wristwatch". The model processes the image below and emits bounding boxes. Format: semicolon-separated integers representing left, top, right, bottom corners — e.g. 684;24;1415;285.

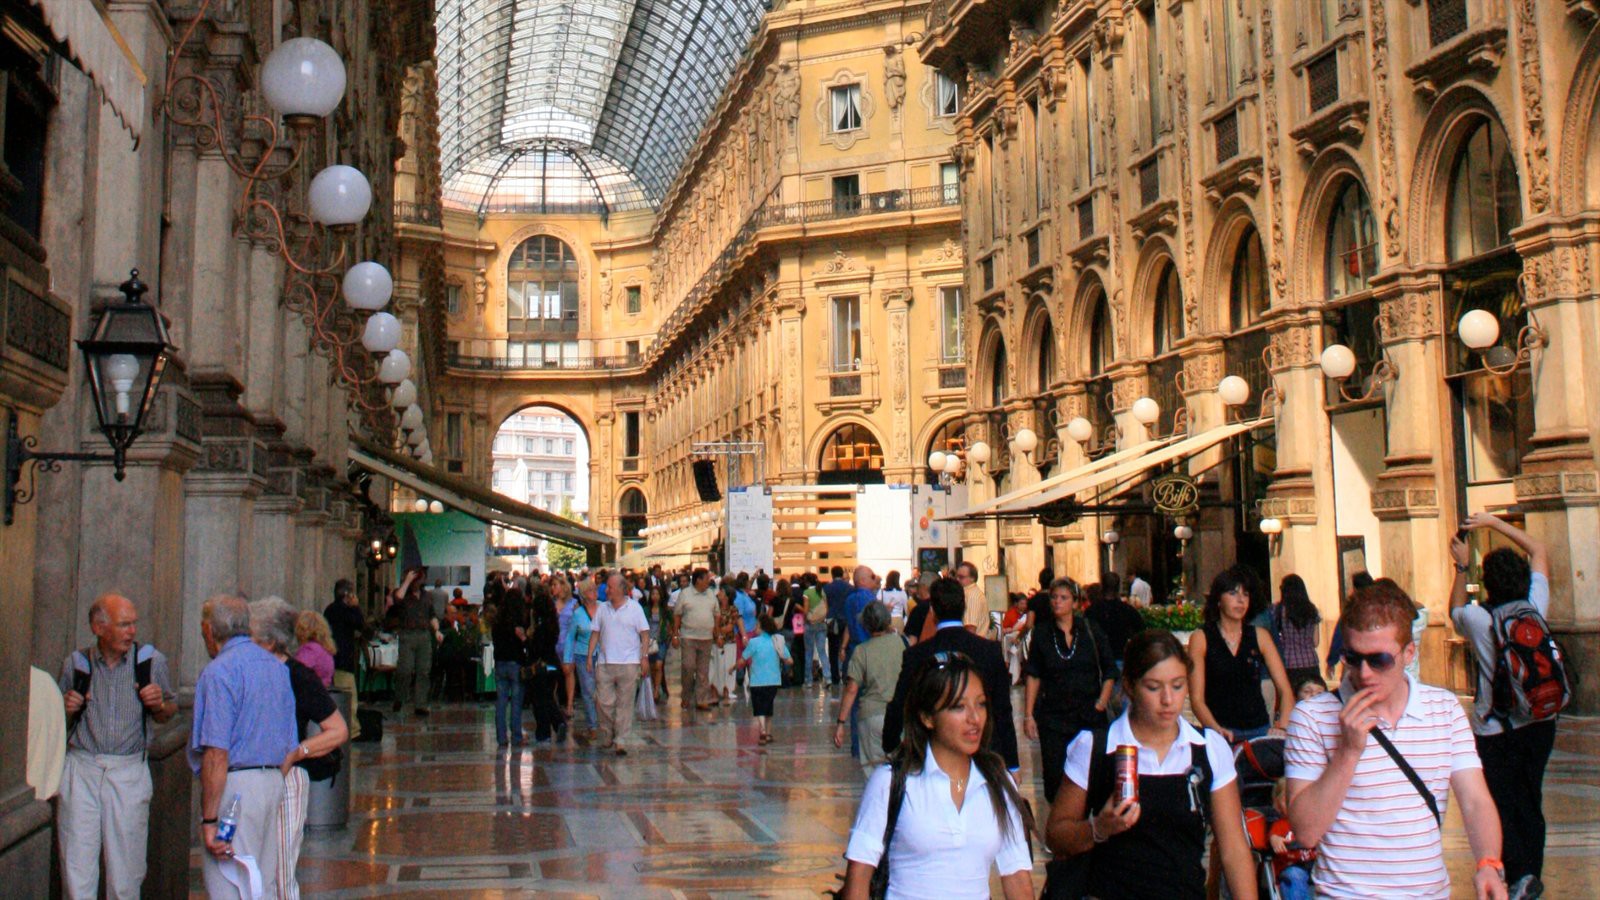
1453;562;1469;573
201;817;218;825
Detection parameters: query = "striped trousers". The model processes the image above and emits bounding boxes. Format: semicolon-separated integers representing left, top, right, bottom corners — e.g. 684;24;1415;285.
275;767;310;899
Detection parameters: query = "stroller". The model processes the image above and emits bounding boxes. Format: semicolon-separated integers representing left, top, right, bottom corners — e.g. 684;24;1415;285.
1226;735;1307;900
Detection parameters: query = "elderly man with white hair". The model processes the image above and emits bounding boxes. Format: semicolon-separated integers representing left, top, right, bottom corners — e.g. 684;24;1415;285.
586;572;651;755
56;593;177;899
250;597;349;899
191;595;297;898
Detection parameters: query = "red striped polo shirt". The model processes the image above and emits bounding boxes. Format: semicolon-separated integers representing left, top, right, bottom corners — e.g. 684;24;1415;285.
1284;675;1480;899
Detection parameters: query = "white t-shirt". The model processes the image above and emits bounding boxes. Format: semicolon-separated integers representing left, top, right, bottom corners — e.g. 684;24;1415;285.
880;589;908;619
845;746;1031;898
1129;577;1152;607
1450;571;1549;735
592;600;650;665
1063;711;1236;792
1284;675;1481;899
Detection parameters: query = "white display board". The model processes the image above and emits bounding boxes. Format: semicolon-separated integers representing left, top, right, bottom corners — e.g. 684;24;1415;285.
857;484;914;575
727;486;774;573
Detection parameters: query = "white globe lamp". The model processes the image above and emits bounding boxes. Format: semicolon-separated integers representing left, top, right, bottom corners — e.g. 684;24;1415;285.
1131;397;1161;426
1066;416;1094;444
260;38;346;128
1101;529;1121;545
1319;344;1358;380
308;165;372;227
377;349;410;384
942;453;963;474
428;500;444;515
967;441;991;465
400;404;424;433
1217;375;1250;408
412;497;427;513
928;450;947;473
342;261;393;312
1259;517;1283;535
1458;309;1501;350
390;378;417;409
1012;428;1038;455
1174;524;1194;541
360;312;402;354
406;429;425;447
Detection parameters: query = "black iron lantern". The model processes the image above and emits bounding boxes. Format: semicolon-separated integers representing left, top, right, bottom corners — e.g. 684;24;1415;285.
79;270;172;478
5;269;173;525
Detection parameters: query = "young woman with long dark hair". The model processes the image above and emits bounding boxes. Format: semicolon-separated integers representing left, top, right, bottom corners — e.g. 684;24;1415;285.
842;651;1034;899
1271;574;1322;688
1045;630;1258;899
1188;565;1295;743
525;588;566;743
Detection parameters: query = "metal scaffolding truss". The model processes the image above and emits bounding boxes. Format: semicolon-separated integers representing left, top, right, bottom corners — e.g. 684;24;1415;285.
436;0;767;214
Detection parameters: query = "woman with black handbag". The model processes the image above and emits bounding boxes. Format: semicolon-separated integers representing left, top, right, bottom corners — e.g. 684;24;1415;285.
841;651;1034;899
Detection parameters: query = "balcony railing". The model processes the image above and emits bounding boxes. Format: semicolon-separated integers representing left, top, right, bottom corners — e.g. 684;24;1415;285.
938;364;967;389
753;185;960;228
1428;0;1469;46
447;347;639;372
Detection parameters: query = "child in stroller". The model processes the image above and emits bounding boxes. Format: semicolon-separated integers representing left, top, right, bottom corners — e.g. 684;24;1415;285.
1236;735;1316;900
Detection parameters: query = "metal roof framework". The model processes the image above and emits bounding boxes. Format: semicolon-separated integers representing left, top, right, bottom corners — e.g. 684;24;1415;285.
435;0;767;215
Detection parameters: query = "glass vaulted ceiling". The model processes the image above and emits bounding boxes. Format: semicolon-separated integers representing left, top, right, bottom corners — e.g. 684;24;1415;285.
436;0;768;218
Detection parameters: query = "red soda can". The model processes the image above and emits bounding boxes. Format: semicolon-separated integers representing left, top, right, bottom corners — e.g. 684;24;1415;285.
1114;744;1139;803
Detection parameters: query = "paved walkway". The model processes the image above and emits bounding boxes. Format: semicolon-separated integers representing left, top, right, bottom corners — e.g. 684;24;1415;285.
191;679;1600;898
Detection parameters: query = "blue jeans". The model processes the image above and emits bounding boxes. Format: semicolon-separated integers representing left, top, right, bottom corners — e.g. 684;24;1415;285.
1231;724;1272;743
494;661;524;744
804;625;827;684
1279;863;1313;900
575;661;599;728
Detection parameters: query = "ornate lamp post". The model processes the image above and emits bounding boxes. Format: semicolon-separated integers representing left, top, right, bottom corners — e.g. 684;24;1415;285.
5;271;173;524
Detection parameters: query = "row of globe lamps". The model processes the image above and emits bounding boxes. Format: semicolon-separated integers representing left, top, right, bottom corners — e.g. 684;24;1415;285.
636;511;718;540
257;37;434;465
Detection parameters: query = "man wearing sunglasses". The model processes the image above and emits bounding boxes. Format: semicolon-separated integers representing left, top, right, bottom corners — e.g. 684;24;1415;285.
1283;583;1507;900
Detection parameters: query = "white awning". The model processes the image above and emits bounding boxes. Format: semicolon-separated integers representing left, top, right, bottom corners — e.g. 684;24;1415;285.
33;0;146;140
617;527;713;569
992;418;1273;514
946;433;1183;521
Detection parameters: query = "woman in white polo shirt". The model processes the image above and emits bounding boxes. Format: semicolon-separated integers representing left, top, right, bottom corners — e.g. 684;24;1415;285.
842;651;1034;899
1045;630;1259;899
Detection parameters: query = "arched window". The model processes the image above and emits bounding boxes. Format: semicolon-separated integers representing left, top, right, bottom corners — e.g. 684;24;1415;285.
1034;316;1056;394
1152;262;1183;355
1230;226;1268;330
618;488;647;542
1447;118;1523;262
1089;291;1114;377
1325;181;1378;299
507;235;579;335
989;341;1009;407
923;419;967;483
819;423;884;484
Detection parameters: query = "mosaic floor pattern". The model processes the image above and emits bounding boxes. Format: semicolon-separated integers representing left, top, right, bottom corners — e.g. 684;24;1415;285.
191;675;1600;898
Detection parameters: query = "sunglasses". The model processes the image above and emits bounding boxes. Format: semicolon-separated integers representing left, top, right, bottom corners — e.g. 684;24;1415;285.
930;650;973;667
1341;649;1398;672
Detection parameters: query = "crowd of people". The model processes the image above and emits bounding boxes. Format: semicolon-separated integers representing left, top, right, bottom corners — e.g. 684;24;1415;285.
37;506;1567;899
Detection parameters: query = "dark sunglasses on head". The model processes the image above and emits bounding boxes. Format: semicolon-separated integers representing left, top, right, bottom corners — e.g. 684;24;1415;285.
1341;649;1398;672
929;650;973;667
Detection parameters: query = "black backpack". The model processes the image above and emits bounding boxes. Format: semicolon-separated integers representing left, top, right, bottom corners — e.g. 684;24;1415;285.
68;642;156;745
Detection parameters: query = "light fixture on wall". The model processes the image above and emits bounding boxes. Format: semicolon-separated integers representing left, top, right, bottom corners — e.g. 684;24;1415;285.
1130;397;1161;427
1101;528;1120;545
1319;343;1397;402
412;497;428;513
1010;427;1038;464
160;1;399;436
1457;295;1547;377
6;271;174;526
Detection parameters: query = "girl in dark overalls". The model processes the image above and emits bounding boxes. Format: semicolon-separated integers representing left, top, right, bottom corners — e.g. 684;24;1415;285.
1044;630;1260;899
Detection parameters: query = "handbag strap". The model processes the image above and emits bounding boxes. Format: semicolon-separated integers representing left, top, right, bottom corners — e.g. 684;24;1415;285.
868;763;909;898
1370;727;1441;827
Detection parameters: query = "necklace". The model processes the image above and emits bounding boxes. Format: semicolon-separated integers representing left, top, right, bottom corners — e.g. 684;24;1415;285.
1051;620;1079;661
1219;622;1242;654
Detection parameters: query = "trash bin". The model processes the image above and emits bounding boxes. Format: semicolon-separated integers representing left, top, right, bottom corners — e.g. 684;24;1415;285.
305;687;352;830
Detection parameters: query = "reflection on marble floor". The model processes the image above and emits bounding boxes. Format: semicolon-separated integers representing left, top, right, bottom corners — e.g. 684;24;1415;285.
190;682;1600;898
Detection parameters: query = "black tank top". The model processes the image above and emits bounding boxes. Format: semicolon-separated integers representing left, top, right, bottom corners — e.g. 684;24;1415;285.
1202;621;1270;731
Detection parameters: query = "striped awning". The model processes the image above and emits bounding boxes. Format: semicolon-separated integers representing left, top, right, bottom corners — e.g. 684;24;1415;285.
32;0;146;140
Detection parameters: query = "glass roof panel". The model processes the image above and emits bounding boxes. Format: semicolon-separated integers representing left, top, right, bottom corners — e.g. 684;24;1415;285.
435;0;767;213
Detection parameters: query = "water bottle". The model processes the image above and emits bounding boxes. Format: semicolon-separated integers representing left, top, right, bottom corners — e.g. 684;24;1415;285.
216;793;241;843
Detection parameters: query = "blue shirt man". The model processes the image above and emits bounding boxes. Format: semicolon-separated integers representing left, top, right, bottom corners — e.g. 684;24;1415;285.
845;587;875;648
824;572;853;631
189;635;297;772
734;590;757;634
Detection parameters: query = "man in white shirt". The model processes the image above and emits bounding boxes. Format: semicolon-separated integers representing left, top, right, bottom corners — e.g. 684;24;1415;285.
587;573;650;755
1127;572;1152;608
1286;582;1506;900
672;569;720;715
1449;512;1559;898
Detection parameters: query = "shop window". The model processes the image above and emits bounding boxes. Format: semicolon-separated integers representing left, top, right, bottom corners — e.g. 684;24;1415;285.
1325;180;1378;299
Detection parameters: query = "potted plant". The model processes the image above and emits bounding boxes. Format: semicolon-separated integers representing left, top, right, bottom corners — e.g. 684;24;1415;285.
1140;602;1204;645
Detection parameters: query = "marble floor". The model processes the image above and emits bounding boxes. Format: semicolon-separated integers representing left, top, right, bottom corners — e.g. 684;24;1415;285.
192;676;1600;898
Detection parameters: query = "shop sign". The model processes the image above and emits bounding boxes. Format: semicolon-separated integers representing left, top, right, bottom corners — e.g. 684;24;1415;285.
1152;473;1199;517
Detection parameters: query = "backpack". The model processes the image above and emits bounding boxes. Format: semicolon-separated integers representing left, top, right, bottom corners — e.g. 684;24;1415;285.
1489;600;1572;724
69;642;156;746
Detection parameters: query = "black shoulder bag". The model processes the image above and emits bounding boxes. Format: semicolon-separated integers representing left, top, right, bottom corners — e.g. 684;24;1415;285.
1370;728;1442;827
868;763;909;900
